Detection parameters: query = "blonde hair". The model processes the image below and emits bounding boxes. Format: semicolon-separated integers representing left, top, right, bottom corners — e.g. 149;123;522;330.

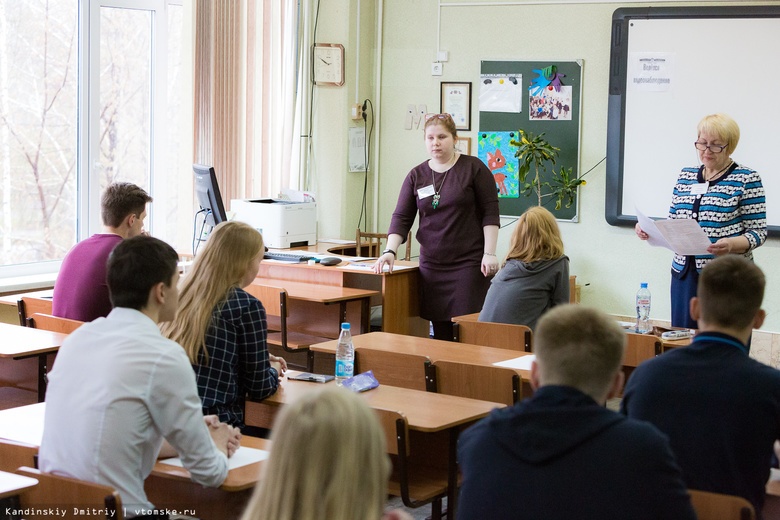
504;206;564;265
161;221;263;363
424;113;458;139
697;113;740;156
240;388;390;520
535;305;626;401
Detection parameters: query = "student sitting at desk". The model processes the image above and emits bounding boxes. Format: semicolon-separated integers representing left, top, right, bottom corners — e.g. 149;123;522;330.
163;221;286;431
622;256;780;517
240;387;411;520
458;305;695;519
40;236;239;520
478;206;569;330
53;182;152;322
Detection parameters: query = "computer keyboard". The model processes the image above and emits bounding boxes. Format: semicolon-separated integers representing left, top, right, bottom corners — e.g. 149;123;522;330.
263;251;316;263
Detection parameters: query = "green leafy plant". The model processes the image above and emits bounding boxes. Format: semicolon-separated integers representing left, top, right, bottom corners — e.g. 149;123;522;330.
509;129;585;210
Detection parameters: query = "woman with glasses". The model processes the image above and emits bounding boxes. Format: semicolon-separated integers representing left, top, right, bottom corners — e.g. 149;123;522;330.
374;113;500;341
635;113;766;328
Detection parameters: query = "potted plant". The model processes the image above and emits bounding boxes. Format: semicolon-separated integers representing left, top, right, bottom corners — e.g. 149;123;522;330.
510;129;585;210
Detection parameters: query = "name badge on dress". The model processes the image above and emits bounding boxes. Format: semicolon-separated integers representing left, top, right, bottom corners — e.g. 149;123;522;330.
417;185;435;200
690;182;709;195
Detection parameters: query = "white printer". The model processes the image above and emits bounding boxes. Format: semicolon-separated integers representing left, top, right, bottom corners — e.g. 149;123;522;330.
230;199;317;248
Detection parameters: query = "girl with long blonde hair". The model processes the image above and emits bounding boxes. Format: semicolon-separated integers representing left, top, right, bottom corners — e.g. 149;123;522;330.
478;206;569;330
162;221;285;429
240;388;410;520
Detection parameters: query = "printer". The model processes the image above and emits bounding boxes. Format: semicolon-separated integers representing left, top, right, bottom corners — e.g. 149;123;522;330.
230;199;317;248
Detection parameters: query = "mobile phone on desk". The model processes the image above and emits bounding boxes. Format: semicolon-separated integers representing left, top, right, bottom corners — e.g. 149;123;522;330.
287;372;335;383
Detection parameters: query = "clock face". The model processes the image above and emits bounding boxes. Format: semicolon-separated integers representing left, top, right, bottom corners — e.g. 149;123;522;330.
314;44;344;86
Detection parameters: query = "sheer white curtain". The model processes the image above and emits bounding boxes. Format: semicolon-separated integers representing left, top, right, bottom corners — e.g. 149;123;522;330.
254;0;312;198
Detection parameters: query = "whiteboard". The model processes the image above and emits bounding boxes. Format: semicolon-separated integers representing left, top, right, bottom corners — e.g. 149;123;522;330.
605;6;780;235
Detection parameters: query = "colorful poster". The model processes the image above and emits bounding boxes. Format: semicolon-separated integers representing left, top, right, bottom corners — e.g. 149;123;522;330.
478;131;519;198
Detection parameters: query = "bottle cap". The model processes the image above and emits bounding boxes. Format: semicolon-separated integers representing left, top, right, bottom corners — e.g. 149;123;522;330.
341;322;351;330
640;282;648;288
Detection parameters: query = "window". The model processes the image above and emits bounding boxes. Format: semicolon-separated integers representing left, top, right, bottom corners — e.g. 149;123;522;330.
0;0;192;278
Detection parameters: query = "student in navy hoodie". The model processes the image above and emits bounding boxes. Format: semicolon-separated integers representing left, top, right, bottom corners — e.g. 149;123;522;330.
457;305;695;520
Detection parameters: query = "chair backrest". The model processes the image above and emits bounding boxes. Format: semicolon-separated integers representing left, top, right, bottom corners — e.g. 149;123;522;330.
26;313;84;334
688;489;755;520
356;229;413;261
569;274;577;303
372;407;410;457
17;297;54;327
16;466;124;520
244;282;289;341
355;348;430;391
426;360;521;406
0;438;38;472
453;319;533;352
623;332;661;368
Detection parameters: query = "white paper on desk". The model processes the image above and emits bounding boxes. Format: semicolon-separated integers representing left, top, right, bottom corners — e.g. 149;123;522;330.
0;402;45;446
635;207;711;255
493;354;536;370
340;262;414;272
160;446;269;470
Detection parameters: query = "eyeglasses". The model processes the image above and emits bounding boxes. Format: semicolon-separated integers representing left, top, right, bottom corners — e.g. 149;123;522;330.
425;113;453;121
694;141;728;153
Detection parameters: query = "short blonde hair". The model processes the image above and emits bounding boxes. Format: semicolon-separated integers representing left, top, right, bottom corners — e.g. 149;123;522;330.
161;221;264;363
534;305;626;400
504;206;565;265
697;113;740;156
241;388;390;520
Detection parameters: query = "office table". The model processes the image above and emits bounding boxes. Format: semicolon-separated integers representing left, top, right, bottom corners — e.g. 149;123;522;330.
245;372;502;517
260;243;429;337
0;324;65;402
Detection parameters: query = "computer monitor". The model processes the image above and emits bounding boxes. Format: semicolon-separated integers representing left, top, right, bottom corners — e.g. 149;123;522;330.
193;164;227;226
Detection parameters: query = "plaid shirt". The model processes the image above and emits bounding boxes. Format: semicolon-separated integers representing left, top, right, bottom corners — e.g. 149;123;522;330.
194;287;279;428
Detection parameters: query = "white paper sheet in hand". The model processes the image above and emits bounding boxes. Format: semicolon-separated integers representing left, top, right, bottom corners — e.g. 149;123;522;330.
493;354;536;370
635;207;711;255
160;446;270;470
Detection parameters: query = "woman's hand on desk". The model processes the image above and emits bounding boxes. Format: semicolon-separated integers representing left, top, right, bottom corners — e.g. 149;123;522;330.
205;415;242;458
373;252;395;274
270;355;287;379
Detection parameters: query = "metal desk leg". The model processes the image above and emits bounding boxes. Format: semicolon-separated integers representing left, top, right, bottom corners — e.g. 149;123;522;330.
37;354;48;402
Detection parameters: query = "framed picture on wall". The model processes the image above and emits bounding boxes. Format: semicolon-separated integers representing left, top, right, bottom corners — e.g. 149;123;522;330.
440;81;472;130
455;136;471;155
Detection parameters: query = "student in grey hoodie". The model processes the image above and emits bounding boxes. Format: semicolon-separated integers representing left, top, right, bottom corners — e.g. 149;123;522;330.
479;206;569;330
457;305;695;520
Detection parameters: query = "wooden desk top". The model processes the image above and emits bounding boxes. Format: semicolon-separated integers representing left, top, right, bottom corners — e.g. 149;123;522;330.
0;322;66;358
0;470;38;500
310;332;533;379
258;372;502;432
0;289;53;307
152;436;271;492
251;278;377;303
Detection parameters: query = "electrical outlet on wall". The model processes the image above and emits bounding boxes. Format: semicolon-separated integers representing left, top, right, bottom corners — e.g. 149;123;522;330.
431;62;443;76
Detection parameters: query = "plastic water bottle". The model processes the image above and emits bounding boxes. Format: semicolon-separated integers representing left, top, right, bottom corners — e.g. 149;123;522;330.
335;322;355;385
635;282;652;334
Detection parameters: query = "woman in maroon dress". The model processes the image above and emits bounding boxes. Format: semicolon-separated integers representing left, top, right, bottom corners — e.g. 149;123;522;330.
374;114;500;340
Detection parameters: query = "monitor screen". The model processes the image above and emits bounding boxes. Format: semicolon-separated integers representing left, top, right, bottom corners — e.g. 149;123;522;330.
193;164;227;226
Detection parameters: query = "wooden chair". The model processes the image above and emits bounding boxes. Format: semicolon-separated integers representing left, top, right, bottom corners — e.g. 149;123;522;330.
26;313;84;334
688;489;755;520
621;332;661;392
373;408;448;520
451;315;533;353
15;466;124;520
425;360;521;406
356;229;412;261
17;297;53;327
0;438;38;472
243;283;330;371
569;274;577;303
355;348;430;391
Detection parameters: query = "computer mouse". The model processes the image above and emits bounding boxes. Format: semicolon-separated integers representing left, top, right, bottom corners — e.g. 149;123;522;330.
319;257;341;266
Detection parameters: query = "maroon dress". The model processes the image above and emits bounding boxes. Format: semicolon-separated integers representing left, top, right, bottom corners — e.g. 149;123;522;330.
388;154;500;321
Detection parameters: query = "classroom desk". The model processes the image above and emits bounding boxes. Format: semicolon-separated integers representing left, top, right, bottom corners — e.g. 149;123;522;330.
0;470;38;500
260;243;429;337
310;331;534;382
0;402;266;520
251;277;377;335
0;324;65;402
245;372;502;517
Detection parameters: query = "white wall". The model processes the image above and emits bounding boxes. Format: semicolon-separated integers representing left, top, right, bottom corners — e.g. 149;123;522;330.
313;0;780;331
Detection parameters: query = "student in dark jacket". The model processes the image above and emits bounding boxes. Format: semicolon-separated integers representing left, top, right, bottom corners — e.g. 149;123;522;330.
457;305;695;520
478;206;569;330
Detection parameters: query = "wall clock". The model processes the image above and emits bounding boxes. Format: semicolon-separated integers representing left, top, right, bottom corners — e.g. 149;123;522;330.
313;43;345;86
